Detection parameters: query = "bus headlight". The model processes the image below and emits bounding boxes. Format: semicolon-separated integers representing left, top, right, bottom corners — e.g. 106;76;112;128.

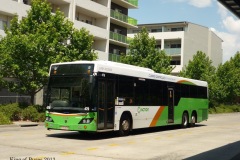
46;116;54;122
79;118;94;124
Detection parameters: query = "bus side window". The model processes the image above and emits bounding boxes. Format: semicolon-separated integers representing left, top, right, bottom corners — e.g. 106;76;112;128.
117;76;135;106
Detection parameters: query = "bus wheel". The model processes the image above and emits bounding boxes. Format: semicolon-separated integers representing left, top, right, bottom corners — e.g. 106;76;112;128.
181;112;189;128
119;114;131;136
190;113;196;127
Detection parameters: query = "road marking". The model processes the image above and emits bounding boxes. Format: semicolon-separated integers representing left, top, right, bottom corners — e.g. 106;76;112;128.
109;143;119;147
60;151;75;156
87;147;98;151
167;134;173;138
127;141;135;144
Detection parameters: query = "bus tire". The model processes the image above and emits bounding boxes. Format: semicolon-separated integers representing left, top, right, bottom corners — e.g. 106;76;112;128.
119;114;131;136
190;112;196;127
181;112;189;128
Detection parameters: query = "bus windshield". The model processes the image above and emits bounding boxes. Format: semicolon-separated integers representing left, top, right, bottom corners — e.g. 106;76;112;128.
46;76;92;113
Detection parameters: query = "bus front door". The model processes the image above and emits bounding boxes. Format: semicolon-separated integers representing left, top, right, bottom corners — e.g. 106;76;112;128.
168;88;174;123
97;79;115;130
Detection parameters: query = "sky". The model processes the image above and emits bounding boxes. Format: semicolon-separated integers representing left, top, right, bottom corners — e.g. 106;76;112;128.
129;0;240;63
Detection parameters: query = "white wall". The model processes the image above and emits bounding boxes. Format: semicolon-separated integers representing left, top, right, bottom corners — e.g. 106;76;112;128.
184;23;222;67
209;31;223;66
183;23;210;66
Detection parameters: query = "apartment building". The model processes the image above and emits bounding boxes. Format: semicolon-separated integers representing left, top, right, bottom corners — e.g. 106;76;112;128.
128;22;223;75
0;0;138;104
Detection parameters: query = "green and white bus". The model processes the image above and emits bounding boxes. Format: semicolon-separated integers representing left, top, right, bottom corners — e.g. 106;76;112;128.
45;60;208;136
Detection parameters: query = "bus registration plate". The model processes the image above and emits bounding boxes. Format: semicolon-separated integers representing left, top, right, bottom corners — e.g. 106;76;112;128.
61;126;69;130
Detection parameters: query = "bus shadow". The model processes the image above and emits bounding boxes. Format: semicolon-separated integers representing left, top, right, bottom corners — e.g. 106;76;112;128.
131;124;205;136
184;141;240;160
46;131;118;140
46;124;206;140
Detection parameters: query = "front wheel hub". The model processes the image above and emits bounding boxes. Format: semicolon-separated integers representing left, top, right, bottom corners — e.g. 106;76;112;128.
122;120;129;131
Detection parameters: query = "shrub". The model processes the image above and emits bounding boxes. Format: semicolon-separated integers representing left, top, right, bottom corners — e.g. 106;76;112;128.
0;112;12;125
37;113;46;122
0;103;22;121
18;102;30;109
32;105;45;113
209;104;240;114
21;106;39;122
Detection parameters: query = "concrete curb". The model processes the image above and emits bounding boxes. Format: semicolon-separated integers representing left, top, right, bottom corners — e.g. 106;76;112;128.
0;121;44;128
0;124;19;128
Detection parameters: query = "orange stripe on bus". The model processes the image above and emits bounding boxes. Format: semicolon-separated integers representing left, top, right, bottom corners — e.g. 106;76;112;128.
149;106;165;127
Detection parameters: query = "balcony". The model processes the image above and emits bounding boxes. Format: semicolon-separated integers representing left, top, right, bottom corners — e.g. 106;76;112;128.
109;53;121;62
111;10;137;27
124;0;138;7
74;20;108;40
164;48;181;56
110;31;128;45
111;0;138;9
128;17;138;26
76;0;109;18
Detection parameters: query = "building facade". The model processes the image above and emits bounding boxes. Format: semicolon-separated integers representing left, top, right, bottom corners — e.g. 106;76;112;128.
128;22;223;75
0;0;138;104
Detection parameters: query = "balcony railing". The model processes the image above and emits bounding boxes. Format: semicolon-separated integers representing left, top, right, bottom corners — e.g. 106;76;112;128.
128;17;137;26
164;48;181;55
111;10;137;26
110;31;128;44
109;53;121;62
124;0;138;7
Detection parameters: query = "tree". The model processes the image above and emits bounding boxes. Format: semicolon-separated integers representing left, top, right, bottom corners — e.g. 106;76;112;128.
120;28;174;74
179;51;215;81
179;51;217;106
216;52;240;103
208;73;228;106
0;0;97;104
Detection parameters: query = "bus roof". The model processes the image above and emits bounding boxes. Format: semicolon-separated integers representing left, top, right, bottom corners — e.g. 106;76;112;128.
50;60;208;87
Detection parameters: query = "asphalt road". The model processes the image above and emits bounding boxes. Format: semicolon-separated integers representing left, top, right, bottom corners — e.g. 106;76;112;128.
0;113;240;160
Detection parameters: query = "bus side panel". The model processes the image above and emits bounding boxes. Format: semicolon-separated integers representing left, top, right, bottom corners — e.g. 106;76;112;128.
175;98;208;123
154;107;169;127
114;106;166;131
113;98;208;131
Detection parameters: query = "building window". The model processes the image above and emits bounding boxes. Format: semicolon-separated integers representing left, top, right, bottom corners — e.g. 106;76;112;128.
113;49;120;55
0;20;7;30
132;29;140;33
86;20;92;25
151;29;162;33
114;28;122;34
170;60;181;65
23;0;30;5
115;8;123;13
170;44;181;48
171;27;184;31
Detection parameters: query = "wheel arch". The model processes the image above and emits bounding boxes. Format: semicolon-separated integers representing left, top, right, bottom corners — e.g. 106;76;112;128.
120;111;133;131
183;110;189;117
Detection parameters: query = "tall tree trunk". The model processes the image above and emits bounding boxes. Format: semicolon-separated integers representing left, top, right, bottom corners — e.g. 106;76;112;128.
30;93;35;105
